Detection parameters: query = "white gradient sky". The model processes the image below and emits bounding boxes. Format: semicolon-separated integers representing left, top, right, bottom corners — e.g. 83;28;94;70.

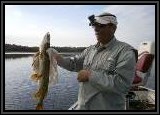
5;5;155;48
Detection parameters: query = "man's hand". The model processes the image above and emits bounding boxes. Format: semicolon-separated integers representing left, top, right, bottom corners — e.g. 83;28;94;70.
46;48;59;60
77;70;91;82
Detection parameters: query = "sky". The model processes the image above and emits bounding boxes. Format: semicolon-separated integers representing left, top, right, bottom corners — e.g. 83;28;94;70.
5;5;155;48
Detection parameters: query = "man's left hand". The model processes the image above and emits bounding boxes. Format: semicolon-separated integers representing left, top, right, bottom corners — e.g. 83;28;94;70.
77;70;91;82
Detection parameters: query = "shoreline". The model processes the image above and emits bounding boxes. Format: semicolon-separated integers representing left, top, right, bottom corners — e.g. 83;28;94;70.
5;52;80;59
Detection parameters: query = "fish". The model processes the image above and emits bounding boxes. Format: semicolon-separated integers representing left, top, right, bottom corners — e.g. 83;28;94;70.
31;32;58;110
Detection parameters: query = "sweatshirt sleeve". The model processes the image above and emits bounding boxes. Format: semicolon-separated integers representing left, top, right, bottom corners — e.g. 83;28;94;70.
57;47;91;72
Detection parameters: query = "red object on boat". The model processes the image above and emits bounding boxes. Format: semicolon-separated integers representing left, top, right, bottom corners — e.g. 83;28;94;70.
132;53;154;84
136;53;154;73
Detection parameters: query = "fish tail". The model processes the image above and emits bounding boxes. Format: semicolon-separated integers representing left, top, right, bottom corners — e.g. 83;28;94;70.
34;88;48;110
35;103;43;110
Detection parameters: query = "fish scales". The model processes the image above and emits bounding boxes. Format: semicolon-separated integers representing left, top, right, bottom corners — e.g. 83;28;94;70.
31;32;57;110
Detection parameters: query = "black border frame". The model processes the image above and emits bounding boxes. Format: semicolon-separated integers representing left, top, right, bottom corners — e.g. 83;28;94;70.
1;0;159;114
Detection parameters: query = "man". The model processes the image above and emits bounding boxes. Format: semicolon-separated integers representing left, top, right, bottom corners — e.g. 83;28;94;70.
50;12;137;110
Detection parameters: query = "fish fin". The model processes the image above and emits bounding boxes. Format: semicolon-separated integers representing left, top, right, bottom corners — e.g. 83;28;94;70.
35;103;43;110
32;51;40;66
31;73;42;82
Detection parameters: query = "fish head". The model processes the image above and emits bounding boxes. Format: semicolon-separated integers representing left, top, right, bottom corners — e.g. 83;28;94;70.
40;32;50;52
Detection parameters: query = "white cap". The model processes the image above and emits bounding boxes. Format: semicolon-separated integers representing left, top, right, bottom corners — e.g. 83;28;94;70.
95;12;118;25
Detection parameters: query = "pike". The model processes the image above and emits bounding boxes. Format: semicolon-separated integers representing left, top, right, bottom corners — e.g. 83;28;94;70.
31;32;58;110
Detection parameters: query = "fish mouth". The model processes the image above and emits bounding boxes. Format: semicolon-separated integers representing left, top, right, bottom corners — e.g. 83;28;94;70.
47;32;50;37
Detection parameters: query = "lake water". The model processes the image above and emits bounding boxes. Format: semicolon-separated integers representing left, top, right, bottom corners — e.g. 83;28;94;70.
5;54;79;110
5;53;155;110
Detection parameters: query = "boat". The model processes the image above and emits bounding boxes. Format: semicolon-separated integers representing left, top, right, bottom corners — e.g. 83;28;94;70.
68;41;155;110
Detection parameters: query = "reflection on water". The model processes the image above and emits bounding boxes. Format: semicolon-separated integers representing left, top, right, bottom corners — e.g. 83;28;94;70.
5;54;79;110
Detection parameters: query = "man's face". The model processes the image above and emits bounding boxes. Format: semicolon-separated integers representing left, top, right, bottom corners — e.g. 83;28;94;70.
93;23;116;45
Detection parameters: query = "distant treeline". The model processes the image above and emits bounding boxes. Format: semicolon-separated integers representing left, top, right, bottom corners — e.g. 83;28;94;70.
5;44;86;52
